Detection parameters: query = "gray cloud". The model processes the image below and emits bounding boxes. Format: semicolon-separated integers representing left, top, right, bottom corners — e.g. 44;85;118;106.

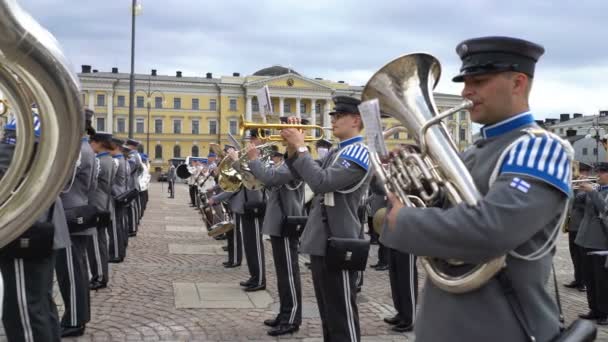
18;0;608;118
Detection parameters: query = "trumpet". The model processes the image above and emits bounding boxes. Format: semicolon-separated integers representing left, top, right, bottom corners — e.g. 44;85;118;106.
573;178;599;190
238;115;331;142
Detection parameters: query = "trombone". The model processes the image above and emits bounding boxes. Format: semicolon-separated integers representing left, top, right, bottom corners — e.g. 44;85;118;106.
238;115;332;142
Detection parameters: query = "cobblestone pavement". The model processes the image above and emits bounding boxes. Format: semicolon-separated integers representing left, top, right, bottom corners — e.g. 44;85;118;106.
3;182;607;341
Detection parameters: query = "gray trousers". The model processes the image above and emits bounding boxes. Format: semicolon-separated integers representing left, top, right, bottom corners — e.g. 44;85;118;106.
241;213;265;285
0;253;61;342
55;236;90;327
87;224;109;284
270;236;302;326
109;205;127;261
310;255;360;342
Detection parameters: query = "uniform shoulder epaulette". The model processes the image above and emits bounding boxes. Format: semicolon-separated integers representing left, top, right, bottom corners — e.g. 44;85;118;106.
499;128;573;195
338;143;370;171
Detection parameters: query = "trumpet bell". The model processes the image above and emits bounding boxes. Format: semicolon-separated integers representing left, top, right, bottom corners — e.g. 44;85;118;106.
176;164;191;179
207;221;234;237
372;208;387;235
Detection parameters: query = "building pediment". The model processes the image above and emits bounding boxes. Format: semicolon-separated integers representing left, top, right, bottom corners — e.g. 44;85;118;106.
244;74;333;92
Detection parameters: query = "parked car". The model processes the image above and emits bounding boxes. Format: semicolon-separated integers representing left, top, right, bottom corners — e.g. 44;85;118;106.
157;173;168;182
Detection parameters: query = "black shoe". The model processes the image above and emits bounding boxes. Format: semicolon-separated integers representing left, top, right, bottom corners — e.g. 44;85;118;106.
356;286;362;293
108;258;124;263
222;246;228;251
240;280;255;287
268;324;299;336
224;263;241;268
244;284;266;292
263;317;280;327
61;325;85;337
89;281;107;290
579;311;601;320
597;317;608;325
564;281;582;289
370;239;379;245
577;285;587;292
392;322;413;333
370;263;379;268
375;264;389;271
384;315;402;325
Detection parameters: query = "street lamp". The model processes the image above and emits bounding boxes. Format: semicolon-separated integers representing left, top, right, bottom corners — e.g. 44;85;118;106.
128;0;143;138
136;76;164;155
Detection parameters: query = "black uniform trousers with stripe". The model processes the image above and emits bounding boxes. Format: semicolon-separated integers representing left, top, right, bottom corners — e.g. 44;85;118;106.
87;223;109;285
55;236;90;328
310;255;360;342
368;217;388;266
582;248;608;316
127;200;138;236
270;236;302;326
568;230;584;285
189;185;197;206
241;213;265;286
109;205;127;261
388;248;418;325
226;214;243;265
0;253;61;342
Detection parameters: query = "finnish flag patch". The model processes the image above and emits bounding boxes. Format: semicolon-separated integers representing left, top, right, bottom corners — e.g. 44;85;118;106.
510;177;531;193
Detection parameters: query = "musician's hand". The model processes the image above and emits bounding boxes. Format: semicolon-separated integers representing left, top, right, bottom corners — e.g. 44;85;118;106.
579;183;595;192
227;149;239;162
246;142;259;161
387;192;404;231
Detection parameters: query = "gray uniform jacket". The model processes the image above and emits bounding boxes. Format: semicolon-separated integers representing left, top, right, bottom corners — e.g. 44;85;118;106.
128;150;143;191
89;153;115;212
168;165;177;181
248;160;304;236
112;155;128;197
575;187;608;250
382;117;568;342
569;191;587;232
286;137;370;256
62;138;99;236
61;138;98;209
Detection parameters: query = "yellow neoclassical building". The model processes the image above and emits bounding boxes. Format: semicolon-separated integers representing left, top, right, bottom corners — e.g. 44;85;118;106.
78;65;472;173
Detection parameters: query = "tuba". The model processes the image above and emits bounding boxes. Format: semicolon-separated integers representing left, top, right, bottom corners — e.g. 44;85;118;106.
360;53;505;294
0;0;82;246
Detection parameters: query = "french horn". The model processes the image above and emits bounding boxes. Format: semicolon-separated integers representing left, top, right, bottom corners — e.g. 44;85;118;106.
0;0;82;246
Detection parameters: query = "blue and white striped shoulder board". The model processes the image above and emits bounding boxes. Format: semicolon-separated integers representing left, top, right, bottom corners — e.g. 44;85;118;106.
499;128;573;196
336;143;369;171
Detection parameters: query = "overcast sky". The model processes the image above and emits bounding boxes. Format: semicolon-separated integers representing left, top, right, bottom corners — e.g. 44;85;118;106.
19;0;608;120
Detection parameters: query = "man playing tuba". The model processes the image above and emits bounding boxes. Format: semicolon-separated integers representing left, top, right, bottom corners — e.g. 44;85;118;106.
384;37;572;341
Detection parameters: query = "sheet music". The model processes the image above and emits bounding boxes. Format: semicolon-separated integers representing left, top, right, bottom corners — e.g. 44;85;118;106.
358;99;388;157
255;85;273;123
228;133;242;150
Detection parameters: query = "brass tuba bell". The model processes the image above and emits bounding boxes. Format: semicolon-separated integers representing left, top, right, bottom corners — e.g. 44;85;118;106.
361;53;505;294
0;0;82;246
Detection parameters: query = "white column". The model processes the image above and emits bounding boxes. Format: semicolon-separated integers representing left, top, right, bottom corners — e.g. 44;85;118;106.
279;97;285;117
310;98;317;137
323;100;331;139
295;97;301;118
246;96;252;121
106;91;114;133
88;92;95;110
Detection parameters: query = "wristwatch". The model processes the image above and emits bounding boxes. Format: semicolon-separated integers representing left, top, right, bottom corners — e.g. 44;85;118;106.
297;146;308;153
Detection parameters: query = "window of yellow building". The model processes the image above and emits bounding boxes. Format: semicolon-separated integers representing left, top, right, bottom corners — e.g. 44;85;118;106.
192;99;199;110
229;98;237;111
117;118;125;133
96;94;105;106
174;98;181;109
173;145;181;158
209;120;217;134
173;119;182;134
137;96;144;108
210;99;217;111
229;119;238;135
117;95;125;107
154;119;163;133
284;103;291;113
192;145;199;157
136;118;144;133
192;120;200;134
155;97;163;109
155;145;162;159
96;117;105;132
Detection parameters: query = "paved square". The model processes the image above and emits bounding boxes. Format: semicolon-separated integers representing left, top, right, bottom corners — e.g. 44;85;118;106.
174;282;273;309
165;224;205;233
168;244;224;255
